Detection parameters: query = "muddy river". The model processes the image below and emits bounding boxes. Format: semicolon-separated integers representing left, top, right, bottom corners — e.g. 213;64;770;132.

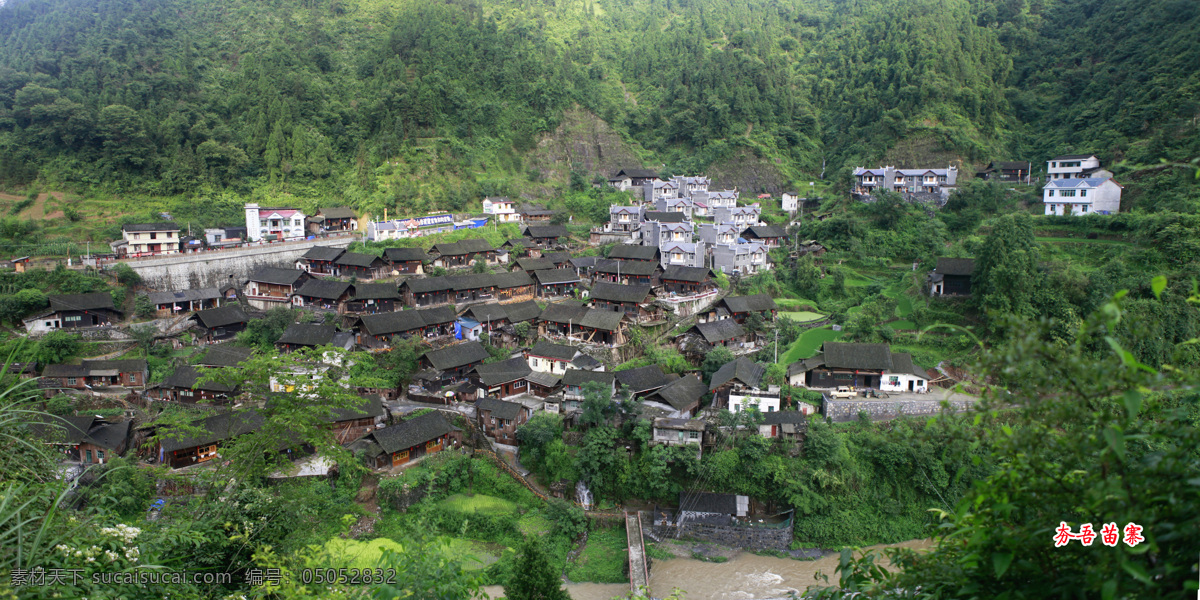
484;539;933;600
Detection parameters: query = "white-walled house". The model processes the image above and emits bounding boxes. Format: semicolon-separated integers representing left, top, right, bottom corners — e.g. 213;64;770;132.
1043;178;1122;216
245;204;308;242
880;353;930;393
482;197;519;222
728;389;782;414
781;192;798;213
1046;154;1111;180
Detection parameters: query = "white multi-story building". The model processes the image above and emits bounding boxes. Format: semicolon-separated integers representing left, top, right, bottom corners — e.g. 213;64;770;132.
1046;154;1110;180
245;204;307;242
781;192;798;213
119;223;180;256
482;196;519;222
1043;178;1123;216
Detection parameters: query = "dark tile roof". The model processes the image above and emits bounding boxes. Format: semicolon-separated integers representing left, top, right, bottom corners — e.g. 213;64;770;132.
787;353;824;377
461;303;512;324
423;341;490;370
647;374;707;412
529;341;578;361
525;372;562;389
370;412;454;455
542;251;570;264
533;269;581;285
745;225;787;239
934;257;975;277
643;211;686;223
570;354;603;370
49;292;115;312
195;345;254;368
525;225;569;239
661;265;714;283
477;397;523;420
85;420;131;450
192;304;249;329
450;274;496;291
595;260;659;276
515;258;556;271
383;247;430;262
492;270;534;289
276;323;338;347
30;414;95;444
614;365;670;393
122;222;179;232
358;311;427;336
679;491;738;514
159;410;264;453
503;300;542;323
762;410;808;425
83;359;147;374
890;352;929;379
539;302;589;324
336;252;384;268
579;309;624;331
822;342;894;371
295;279;352;300
694;320;746;343
589;282;652;304
352;283;401;300
615;168;659;178
562;369;615;387
161;365;236;393
317;206;357;219
325;395;385;423
147;288;221;305
609;245;659;261
722;294;778;314
432;239;495;256
471;357;532;386
416;305;457;325
301;247;345;261
502;239;533;248
248;267;307;286
989;161;1031;171
709;357;766;391
402;276;454;294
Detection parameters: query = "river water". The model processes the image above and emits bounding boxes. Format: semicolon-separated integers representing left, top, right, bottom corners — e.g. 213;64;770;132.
484;539;933;600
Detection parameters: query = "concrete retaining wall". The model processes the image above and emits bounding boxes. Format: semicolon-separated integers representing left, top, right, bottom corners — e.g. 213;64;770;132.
122;238;353;290
642;514;793;551
824;398;976;422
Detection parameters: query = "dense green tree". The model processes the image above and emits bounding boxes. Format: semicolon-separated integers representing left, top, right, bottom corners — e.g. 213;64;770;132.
503;537;570;600
972;213;1040;327
700;346;735;386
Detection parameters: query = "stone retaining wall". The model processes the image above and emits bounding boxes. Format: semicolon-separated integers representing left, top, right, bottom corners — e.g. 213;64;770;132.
824;397;976;422
641;513;793;551
122;237;353;290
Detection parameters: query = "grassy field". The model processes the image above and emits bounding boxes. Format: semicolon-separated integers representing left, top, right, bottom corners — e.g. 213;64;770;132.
779;311;825;322
442;493;518;514
888;320;918;330
564;526;628;584
322;536;499;571
780;326;842;364
775;298;819;310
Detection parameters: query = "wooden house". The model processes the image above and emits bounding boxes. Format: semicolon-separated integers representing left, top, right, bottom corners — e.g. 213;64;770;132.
518;203;558;222
420;341;490;382
400;276;454;307
194;345;254;369
502;239;539;259
660;266;717;296
25;292;122;334
429;239;497;268
476;397;531;444
975;161;1031;184
493;271;535;303
928;257;975;296
537;302;587;339
147;288;221;317
32;415;131;465
650;418;705;452
593;259;661;286
348;412;459;469
686;320;750;351
562;370;616;411
151;365;238;404
471;357;533;399
345;283;402;314
742;225;787;247
523;225;570;248
542;251;571;269
292;280;353;311
708;357;769;411
613;168;661;187
382;247;429;275
156;410;264;468
7;256;30;273
759;411;807;441
275;323;353;352
245;267;310;309
40;359;148;391
609;245;660;263
310;207;358;232
718;294;779;325
335;252;389;280
793;342;893;389
452;274;498;304
356;311;425;349
588;282;661;322
324;396;386;444
525;371;562;398
613;365;671;398
578;309;627;346
532;269;581;299
297;246;345;275
190;305;250;343
513;257;556;273
643;374;707;418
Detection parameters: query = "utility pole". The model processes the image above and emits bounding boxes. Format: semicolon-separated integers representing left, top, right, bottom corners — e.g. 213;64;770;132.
775;329;779;364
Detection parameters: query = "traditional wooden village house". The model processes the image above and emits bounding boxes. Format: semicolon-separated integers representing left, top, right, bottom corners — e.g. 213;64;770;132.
156;410;264;468
471;357;533;399
742;225;787;247
335;252;389;280
643;374;708;418
685;320;750;352
523;225;570;248
452;274;498;304
588;282;662;323
345;283;402;314
975;161;1032;183
532;269;581;299
40;359;148;392
526;341;579;375
420;341;490;383
348;412;460;469
759;411;808;441
245;267;310;309
190;305;250;343
309;207;358;233
659;266;717;296
491;271;535;304
459;304;511;331
476;397;532;444
32;415;131;465
5;362;37;379
292;280;352;311
562;370;616;411
614;365;672;398
148;288;221;317
323;396;385;444
613;168;661;188
880;352;931;393
513;257;556;272
25;292;122;334
609;245;660;263
518;203;558;222
297;247;345;275
400;277;454;307
718;294;779;324
151;365;238;404
578;308;627;347
790;342;893;389
382;247;429;275
928;257;975;296
502;239;539;259
5;256;30;273
430;239;497;268
356;306;455;349
709;357;780;413
593;259;660;286
194;345;253;369
542;251;571;269
118;223;181;256
276;323;353;352
525;371;562;398
650;418;705;453
538;302;587;339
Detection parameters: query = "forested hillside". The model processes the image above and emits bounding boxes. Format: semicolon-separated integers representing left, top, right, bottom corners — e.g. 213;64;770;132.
0;0;1197;217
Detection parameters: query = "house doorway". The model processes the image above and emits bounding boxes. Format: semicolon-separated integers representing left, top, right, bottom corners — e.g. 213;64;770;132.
908;380;915;391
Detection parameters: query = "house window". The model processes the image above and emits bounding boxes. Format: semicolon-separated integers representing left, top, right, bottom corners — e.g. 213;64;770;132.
86;450;92;462
67;377;77;386
688;431;699;440
1060;190;1076;197
514;380;525;389
98;450;105;461
260;219;267;228
150;232;157;240
531;358;539;367
1047;190;1055;197
133;233;140;240
129;373;138;384
1081;205;1089;213
1080;190;1088;197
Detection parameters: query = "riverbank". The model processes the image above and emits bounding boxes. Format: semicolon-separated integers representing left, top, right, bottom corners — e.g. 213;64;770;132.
483;538;934;600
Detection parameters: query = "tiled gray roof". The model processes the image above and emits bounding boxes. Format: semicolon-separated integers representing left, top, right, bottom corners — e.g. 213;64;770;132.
248;267;307;286
539;302;589;324
159;410;264;453
30;415;94;444
318;207;356;219
595;260;659;276
471;357;532;386
295;279;352;300
423;341;490;370
492;270;534;289
192;304;249;329
708;357;766;391
589;282;652;304
745;225;787;239
529;341;578;361
661;265;714;282
450;274;496;291
417;305;457;325
301;246;345;261
570;354;603;370
352;283;401;300
525;371;562;388
722;294;778;314
787;353;824;377
614;365;670;393
890;352;929;379
822;342;893;371
562;369;615;387
477;397;523;420
49;292;115;312
934;257;975;276
515;258;556;271
578;309;624;331
642;211;686;223
542;252;571;265
648;374;707;412
432;239;495;256
195;345;254;368
524;225;569;239
383;247;430;262
679;491;737;514
161;365;236;393
762;410;808;425
122;222;179;232
84;420;130;450
609;245;659;261
694;320;746;343
324;395;385;423
402;276;454;294
335;252;384;268
358;311;427;336
533;269;580;285
276;323;338;347
503;300;541;323
370;412;454;455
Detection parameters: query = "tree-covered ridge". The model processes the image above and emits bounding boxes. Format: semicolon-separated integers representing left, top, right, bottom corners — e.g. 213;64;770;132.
0;0;1196;212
